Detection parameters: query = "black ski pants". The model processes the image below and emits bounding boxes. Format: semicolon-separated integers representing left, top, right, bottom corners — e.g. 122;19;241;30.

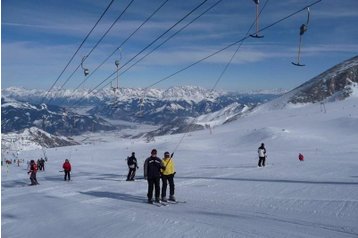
147;177;160;201
258;156;266;167
64;171;71;181
127;168;136;180
161;174;175;198
30;172;38;185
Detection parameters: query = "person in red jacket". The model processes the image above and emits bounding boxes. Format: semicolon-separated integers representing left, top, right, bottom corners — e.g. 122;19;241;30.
28;160;39;185
298;153;304;161
63;159;72;181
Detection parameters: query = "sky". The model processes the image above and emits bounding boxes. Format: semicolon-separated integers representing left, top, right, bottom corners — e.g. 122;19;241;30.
1;0;358;92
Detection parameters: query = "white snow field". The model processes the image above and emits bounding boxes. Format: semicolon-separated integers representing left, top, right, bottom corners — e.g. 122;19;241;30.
2;95;358;238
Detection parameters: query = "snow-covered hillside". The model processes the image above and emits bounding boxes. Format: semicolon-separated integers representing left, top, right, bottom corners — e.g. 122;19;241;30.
2;89;358;238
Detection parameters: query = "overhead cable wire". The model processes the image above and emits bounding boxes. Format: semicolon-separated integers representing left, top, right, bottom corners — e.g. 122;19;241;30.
171;0;271;154
41;0;115;103
117;0;225;80
58;0;136;91
211;0;270;91
71;0;322;107
143;0;322;91
99;0;224;93
170;0;323;154
82;0;209;97
74;0;170;91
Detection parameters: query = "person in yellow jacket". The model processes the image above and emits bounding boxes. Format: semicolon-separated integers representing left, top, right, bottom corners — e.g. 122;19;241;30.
161;151;176;202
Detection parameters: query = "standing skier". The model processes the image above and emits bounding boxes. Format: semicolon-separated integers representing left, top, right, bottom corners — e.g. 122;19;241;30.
39;157;45;171
63;159;72;181
144;149;165;203
126;152;139;181
257;143;267;167
28;160;39;185
161;151;176;202
298;153;304;161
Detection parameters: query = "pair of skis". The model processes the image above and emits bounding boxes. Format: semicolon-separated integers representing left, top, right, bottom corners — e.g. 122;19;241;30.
147;200;186;207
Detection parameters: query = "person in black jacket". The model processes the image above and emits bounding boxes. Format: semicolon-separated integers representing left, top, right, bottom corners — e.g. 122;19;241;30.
126;152;139;181
144;149;165;203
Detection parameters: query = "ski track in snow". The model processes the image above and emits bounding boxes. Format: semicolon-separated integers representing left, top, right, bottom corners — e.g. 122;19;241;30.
2;97;358;238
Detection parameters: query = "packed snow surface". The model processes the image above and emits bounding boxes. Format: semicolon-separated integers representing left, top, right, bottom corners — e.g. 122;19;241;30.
2;96;358;238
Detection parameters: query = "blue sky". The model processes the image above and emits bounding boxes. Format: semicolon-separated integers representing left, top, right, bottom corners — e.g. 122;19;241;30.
2;0;358;92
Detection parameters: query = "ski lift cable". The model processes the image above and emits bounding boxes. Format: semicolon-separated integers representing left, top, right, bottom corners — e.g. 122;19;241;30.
212;0;270;92
170;0;270;154
73;0;170;91
171;1;322;153
93;0;209;91
47;0;136;106
71;0;210;107
41;0;116;104
98;0;223;94
144;0;322;92
117;0;225;79
72;0;322;108
87;0;321;111
56;0;136;91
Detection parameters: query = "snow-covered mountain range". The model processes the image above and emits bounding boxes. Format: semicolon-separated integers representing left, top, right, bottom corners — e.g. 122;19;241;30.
2;56;357;149
1;86;279;137
1;98;116;135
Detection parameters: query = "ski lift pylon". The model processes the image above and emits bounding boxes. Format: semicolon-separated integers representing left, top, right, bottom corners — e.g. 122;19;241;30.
250;0;264;38
292;7;310;67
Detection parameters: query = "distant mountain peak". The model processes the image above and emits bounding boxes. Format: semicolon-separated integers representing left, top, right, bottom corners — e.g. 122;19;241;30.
288;55;358;104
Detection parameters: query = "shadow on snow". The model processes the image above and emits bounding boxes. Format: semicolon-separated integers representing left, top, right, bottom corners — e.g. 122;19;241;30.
175;176;358;186
79;191;144;204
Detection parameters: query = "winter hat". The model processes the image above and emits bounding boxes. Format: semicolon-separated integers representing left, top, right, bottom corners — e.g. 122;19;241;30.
164;151;170;156
151;149;157;155
132;152;135;155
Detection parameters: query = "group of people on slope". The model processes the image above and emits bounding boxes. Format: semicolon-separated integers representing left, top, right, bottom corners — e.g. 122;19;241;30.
143;149;176;203
257;143;304;167
27;159;72;185
126;149;176;203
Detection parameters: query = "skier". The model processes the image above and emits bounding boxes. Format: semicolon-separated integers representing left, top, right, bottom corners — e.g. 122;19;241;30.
298;153;304;161
257;143;267;167
126;152;139;181
28;160;39;185
37;159;42;171
144;149;165;203
63;159;72;181
39;157;45;171
161;151;176;202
